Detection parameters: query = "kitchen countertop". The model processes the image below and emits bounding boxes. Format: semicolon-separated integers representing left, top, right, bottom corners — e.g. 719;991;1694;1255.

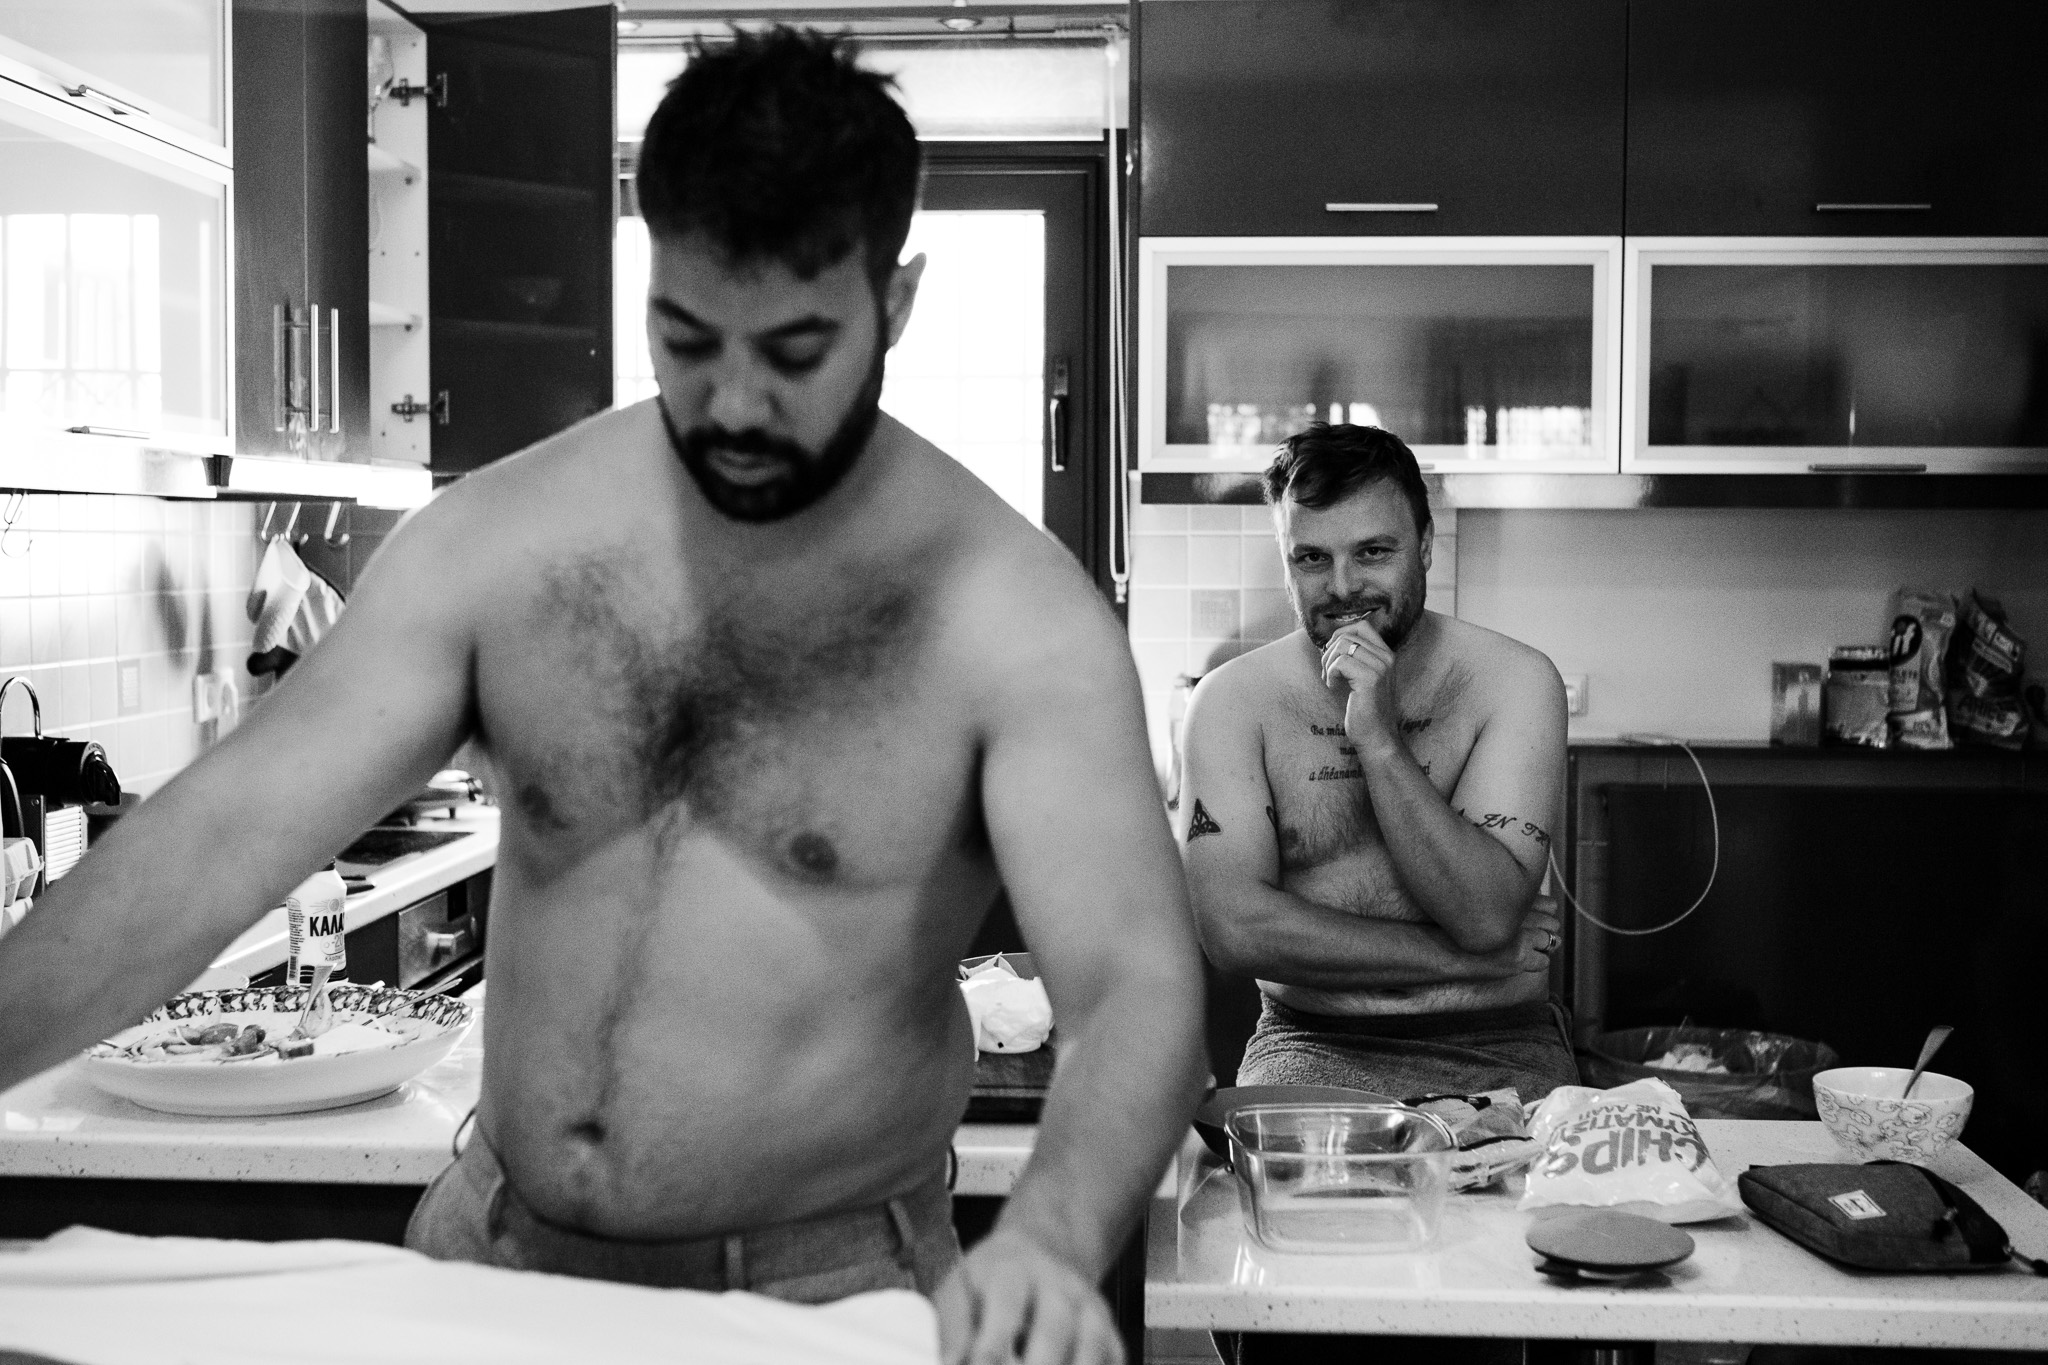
0;997;1045;1195
205;805;500;982
1149;1121;2048;1348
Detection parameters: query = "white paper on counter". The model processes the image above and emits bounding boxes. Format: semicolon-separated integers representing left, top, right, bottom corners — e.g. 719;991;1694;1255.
0;1226;939;1365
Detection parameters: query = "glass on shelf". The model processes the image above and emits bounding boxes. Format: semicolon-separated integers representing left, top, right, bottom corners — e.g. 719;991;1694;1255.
1164;262;1597;461
1644;262;2048;452
0;0;225;147
0;103;227;446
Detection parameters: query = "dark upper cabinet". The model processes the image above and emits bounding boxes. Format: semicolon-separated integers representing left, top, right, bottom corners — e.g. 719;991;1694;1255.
1627;1;2048;236
1135;0;1627;237
233;0;368;461
421;7;614;476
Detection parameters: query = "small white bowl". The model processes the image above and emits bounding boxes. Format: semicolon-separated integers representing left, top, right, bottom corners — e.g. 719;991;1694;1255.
1812;1066;1973;1164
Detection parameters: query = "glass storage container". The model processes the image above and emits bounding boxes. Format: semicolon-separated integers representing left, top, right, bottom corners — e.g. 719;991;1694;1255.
0;83;229;452
1140;237;1622;474
1623;238;2048;474
1225;1103;1456;1254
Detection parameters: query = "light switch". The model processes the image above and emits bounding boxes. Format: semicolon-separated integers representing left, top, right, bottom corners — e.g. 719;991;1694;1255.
1563;674;1589;717
117;658;142;716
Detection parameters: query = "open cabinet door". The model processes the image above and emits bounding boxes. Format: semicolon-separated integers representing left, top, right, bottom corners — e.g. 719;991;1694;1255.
421;6;614;475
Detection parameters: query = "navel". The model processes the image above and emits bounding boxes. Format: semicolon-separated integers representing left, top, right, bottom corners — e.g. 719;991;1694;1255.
784;831;841;882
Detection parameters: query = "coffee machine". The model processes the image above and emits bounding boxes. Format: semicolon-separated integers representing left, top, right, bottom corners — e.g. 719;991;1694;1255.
0;677;121;901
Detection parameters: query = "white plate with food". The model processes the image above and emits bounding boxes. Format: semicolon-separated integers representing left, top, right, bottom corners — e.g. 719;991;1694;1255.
80;983;474;1117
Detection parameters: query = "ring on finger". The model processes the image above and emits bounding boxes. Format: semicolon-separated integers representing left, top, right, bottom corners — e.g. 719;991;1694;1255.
1346;641;1359;657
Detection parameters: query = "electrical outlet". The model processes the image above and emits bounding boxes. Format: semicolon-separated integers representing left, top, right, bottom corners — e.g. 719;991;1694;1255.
1562;674;1589;717
117;658;143;716
192;673;218;723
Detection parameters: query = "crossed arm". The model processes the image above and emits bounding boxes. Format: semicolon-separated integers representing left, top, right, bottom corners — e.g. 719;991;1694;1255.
1178;660;1564;989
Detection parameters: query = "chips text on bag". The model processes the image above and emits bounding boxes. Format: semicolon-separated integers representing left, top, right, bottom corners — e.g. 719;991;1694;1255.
1518;1078;1744;1224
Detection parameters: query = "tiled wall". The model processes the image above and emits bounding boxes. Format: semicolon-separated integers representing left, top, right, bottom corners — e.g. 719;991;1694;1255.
0;494;272;797
1125;498;1458;789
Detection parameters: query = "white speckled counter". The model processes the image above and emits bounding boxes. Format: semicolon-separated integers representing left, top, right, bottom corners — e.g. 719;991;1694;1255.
1148;1121;2048;1349
0;1021;1044;1195
205;806;500;982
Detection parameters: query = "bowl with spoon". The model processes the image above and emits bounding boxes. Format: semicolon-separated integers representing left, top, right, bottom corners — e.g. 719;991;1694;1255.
1813;1025;1970;1163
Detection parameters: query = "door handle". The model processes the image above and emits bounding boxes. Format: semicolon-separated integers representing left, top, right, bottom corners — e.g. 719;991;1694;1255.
272;304;289;432
1807;462;1928;473
63;83;140;118
309;304;323;435
328;307;342;434
1814;203;1932;213
1325;202;1439;213
1048;356;1070;474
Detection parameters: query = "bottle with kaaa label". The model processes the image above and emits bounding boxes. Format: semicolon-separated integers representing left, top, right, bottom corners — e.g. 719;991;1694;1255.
286;862;349;988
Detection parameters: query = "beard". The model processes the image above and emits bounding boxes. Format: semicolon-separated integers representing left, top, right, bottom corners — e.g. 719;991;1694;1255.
1297;581;1425;651
660;334;887;524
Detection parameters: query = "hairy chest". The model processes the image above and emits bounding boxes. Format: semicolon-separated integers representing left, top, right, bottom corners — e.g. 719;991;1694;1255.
476;552;985;888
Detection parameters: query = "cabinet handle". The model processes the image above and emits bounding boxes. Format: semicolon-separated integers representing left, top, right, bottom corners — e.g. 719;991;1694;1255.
271;304;289;432
1325;202;1439;213
62;83;139;118
1807;462;1928;473
309;303;323;435
1814;203;1932;212
328;308;342;435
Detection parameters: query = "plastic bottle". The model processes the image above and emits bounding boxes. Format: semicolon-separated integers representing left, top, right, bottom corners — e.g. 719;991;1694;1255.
286;862;349;988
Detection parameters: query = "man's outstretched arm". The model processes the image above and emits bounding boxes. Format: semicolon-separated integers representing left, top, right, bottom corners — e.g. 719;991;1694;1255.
1320;619;1567;953
1178;670;1557;988
944;579;1206;1365
0;492;482;1094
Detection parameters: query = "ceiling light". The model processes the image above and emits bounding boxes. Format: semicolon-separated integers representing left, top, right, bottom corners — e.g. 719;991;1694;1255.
941;14;981;29
617;19;641;33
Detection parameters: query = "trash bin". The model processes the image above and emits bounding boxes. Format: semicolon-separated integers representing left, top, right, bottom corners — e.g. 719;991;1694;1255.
1577;1025;1841;1120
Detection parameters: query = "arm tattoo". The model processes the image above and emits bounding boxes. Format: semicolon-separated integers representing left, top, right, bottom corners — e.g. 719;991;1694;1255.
1187;798;1223;842
1464;810;1552;847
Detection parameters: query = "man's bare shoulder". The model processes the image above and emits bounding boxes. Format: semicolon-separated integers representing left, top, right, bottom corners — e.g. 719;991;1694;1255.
1185;634;1311;736
1425;614;1566;711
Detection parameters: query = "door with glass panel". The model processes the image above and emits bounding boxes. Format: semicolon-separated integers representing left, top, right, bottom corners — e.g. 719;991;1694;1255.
0;0;228;161
617;144;1109;582
1623;239;2048;473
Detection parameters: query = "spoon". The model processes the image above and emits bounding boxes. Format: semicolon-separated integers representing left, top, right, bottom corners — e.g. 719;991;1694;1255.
1903;1024;1954;1099
289;963;335;1042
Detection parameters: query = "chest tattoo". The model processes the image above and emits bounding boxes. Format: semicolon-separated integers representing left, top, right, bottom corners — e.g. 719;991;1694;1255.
1187;798;1223;841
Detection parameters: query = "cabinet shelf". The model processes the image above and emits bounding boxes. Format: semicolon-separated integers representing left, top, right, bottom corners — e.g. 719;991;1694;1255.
433;171;593;210
439;318;596;345
367;300;420;329
366;142;418;184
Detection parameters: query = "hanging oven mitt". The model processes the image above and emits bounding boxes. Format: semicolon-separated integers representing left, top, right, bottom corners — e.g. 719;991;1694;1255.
246;538;345;678
1739;1161;2048;1275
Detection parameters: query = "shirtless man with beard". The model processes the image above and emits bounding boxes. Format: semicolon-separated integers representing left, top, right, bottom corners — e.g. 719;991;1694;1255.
0;31;1204;1365
1178;423;1574;1105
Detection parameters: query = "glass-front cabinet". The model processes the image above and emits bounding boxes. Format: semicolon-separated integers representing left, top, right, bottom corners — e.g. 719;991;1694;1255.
1140;238;1623;474
1623;239;2048;474
0;0;227;161
0;75;230;457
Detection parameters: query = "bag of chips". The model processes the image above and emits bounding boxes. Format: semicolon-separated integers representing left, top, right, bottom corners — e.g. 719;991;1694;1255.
1888;588;1956;750
1946;590;2029;750
1518;1078;1744;1224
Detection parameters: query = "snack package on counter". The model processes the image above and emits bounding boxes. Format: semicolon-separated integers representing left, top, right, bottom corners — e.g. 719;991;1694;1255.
1824;646;1891;749
958;955;1053;1054
1946;591;2029;749
1887;588;1956;750
1407;1089;1543;1191
1517;1077;1744;1224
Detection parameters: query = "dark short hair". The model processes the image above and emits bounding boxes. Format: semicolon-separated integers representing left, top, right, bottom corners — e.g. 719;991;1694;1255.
1262;423;1433;536
636;28;922;289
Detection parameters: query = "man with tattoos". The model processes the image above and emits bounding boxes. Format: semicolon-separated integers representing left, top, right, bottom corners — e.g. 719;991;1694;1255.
0;32;1205;1365
1178;422;1576;1105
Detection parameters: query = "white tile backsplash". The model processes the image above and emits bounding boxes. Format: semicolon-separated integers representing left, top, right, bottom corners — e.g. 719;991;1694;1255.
0;494;271;796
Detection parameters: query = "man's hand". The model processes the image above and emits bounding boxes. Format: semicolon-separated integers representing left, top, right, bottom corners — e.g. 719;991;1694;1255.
934;1231;1124;1365
1488;897;1562;976
1319;613;1399;753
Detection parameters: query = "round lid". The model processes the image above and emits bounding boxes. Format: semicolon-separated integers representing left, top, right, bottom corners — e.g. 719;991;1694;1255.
1526;1209;1695;1273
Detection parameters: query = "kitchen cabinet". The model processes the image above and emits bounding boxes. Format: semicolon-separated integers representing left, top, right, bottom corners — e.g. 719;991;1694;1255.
0;0;228;161
422;7;614;475
1626;0;2048;237
1622;240;2048;474
1134;0;1626;238
231;0;368;465
1140;238;1622;474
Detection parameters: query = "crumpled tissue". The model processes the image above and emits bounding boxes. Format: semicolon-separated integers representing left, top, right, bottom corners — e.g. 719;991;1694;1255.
958;956;1053;1054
